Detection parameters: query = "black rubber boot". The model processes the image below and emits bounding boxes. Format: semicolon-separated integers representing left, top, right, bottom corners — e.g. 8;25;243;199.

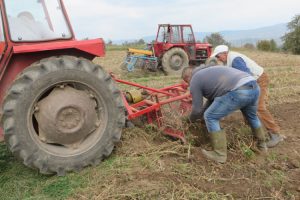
201;130;227;163
252;127;268;152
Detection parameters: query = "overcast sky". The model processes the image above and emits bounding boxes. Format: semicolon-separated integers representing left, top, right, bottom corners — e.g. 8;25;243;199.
63;0;300;41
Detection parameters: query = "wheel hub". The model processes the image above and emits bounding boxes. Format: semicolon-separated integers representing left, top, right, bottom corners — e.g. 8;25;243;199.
57;107;83;133
170;55;183;71
34;86;98;147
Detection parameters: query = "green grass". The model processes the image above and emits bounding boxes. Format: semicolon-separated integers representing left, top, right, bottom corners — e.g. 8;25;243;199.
0;143;131;200
0;143;86;199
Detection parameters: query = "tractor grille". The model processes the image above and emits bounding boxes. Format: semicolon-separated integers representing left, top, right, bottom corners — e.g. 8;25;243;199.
196;49;208;60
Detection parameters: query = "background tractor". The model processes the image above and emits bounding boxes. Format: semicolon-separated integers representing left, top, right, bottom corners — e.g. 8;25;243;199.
0;0;125;175
122;24;212;74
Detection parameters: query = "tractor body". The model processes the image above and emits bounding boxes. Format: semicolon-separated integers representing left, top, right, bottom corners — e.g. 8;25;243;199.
0;0;126;176
0;0;105;108
123;24;212;74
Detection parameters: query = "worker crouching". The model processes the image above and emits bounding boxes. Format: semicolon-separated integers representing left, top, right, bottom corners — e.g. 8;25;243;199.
182;66;268;163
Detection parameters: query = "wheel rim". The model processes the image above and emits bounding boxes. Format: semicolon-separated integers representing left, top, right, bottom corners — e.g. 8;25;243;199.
170;55;183;71
28;82;108;157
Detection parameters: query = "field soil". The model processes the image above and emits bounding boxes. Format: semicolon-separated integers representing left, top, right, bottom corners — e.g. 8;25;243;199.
93;50;300;199
0;49;299;200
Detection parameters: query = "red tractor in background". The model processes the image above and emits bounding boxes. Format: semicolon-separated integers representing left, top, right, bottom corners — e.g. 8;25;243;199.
123;24;212;74
0;0;125;175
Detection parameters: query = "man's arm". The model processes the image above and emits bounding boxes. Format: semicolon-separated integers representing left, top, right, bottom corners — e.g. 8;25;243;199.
189;83;205;122
232;57;252;75
189;98;213;122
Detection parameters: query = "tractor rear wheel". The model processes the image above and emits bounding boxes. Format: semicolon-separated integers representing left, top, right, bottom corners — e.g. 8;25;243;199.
162;47;189;75
1;56;125;175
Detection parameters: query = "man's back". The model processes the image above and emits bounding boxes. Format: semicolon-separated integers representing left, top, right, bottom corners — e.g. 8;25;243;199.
190;66;254;100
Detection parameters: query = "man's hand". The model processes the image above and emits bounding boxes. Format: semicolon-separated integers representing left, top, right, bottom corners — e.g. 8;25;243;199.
189;113;203;123
181;114;203;124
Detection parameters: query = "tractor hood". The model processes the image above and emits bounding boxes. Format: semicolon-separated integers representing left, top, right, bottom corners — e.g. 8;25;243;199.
195;42;212;49
12;38;105;57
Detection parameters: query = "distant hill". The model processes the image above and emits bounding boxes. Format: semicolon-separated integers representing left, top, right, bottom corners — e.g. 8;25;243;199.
113;23;288;47
195;23;288;47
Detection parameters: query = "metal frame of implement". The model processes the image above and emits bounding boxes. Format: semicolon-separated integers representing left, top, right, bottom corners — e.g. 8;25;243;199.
111;74;192;142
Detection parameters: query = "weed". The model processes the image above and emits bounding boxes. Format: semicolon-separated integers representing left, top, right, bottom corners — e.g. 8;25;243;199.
262;169;287;189
144;124;158;133
241;144;255;159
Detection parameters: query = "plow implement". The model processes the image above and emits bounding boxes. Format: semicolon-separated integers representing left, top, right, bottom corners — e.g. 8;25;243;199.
122;48;159;72
112;74;192;142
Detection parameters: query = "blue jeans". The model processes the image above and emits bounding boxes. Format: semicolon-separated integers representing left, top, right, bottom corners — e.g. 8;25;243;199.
204;82;261;133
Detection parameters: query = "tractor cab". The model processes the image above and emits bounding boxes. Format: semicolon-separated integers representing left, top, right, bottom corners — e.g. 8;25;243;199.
153;24;211;66
4;0;72;42
154;24;196;57
0;0;74;63
156;24;195;44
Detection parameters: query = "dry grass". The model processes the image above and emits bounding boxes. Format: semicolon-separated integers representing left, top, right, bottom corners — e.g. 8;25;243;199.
1;49;299;200
90;49;300;200
237;49;300;68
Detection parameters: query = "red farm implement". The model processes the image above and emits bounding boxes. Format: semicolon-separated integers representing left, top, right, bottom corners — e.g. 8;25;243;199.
112;74;192;143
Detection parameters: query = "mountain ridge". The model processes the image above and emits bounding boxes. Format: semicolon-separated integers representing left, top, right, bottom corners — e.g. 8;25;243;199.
113;23;288;47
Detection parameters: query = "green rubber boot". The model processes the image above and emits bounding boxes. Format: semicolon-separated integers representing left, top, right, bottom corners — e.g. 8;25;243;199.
253;127;268;152
201;130;227;163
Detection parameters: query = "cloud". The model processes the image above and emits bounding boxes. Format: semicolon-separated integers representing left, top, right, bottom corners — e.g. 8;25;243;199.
63;0;300;41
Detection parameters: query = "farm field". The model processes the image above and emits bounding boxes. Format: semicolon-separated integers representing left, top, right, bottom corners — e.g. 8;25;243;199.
0;49;300;200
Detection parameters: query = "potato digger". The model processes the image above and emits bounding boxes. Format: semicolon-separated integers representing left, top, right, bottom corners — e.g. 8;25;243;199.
121;24;212;74
0;0;193;175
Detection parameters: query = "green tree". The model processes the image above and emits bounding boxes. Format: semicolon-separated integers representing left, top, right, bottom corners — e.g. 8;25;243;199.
204;32;229;47
269;39;277;51
257;40;277;52
282;14;300;54
137;39;145;45
243;43;255;50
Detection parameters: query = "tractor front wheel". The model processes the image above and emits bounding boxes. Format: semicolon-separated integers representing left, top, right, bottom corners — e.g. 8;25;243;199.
1;56;125;175
161;48;189;75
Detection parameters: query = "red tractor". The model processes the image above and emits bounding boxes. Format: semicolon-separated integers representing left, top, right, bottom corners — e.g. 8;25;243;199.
123;24;212;74
0;0;192;175
0;0;125;175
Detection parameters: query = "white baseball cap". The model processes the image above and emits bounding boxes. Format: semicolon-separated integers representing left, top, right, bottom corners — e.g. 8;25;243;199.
211;45;229;58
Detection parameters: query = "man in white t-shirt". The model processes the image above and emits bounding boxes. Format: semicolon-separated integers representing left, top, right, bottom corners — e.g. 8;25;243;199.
211;45;284;148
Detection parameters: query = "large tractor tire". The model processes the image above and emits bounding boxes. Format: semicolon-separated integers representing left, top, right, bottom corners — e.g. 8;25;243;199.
1;56;125;175
161;47;189;75
205;57;219;67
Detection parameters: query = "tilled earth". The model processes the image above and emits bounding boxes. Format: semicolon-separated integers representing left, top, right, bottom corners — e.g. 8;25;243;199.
74;50;300;199
0;50;299;200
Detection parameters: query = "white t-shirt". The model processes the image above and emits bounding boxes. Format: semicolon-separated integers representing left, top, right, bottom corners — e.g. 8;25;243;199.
227;51;264;79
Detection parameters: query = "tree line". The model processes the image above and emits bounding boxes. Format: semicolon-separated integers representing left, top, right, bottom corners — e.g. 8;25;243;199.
203;14;300;54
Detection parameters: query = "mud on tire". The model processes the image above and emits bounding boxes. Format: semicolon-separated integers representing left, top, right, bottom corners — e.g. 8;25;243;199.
161;47;189;75
1;56;125;175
